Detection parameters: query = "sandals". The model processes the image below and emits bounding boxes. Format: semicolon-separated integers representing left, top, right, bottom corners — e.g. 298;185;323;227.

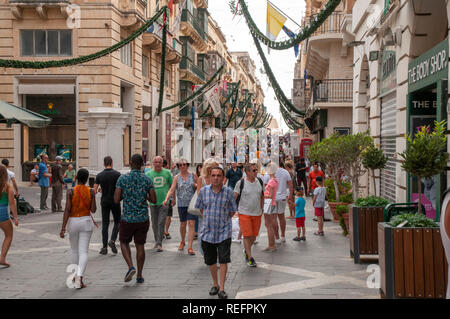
263;247;277;252
314;231;324;236
178;241;186;251
188;248;195;255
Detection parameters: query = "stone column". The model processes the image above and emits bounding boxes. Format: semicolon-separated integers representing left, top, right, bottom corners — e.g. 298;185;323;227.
80;107;131;174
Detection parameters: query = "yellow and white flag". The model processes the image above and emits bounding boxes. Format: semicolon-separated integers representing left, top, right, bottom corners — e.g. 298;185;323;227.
266;1;287;41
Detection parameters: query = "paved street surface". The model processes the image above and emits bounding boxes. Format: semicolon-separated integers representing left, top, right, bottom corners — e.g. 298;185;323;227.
0;184;380;299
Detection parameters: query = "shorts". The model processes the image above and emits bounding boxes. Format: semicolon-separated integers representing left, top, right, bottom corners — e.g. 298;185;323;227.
119;220;150;245
263;198;276;214
178;206;196;222
202;238;231;265
239;214;262;237
296;217;305;228
0;205;10;223
275;199;287;215
314;207;324;217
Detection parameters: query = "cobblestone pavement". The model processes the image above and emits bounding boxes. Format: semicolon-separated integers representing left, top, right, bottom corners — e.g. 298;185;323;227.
0;184;380;299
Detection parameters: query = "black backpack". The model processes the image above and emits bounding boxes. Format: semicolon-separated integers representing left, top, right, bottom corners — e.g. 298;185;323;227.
236;177;264;206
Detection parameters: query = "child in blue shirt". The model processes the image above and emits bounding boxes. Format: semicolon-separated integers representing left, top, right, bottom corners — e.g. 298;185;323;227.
293;187;306;241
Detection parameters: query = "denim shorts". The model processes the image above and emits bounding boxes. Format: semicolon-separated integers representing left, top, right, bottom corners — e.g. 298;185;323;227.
0;204;10;223
178;206;196;222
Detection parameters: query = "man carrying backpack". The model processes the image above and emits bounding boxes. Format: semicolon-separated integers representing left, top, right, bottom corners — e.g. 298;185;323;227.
234;163;264;267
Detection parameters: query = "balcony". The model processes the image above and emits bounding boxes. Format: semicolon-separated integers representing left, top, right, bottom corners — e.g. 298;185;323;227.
119;0;147;27
309;12;343;38
313;79;352;104
143;21;182;64
180;57;206;84
9;0;71;19
180;9;207;51
193;0;208;9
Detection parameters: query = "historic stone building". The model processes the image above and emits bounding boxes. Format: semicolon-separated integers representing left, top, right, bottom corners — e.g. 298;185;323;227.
351;0;449;219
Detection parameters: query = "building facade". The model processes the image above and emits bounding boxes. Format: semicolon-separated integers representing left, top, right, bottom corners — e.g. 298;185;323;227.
351;0;449;219
293;0;355;141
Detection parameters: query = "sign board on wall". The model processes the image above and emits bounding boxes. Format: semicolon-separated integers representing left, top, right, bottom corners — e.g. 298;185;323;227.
380;50;396;95
408;38;448;93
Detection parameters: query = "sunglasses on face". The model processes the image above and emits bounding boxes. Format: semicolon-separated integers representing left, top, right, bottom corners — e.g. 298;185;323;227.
178;163;187;167
251;169;258;173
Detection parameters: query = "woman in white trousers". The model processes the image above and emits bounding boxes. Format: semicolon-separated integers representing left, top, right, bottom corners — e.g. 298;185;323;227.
60;168;97;289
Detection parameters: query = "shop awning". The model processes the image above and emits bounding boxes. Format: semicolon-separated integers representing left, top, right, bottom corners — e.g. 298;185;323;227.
0;100;52;128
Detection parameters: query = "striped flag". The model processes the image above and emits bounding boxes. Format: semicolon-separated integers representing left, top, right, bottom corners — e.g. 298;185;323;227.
266;1;287;41
282;25;299;57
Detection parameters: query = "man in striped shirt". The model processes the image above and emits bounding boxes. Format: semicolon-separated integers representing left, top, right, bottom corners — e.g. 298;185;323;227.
195;166;238;299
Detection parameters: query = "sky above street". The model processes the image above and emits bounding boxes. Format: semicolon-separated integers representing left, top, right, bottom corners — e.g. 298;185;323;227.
208;0;306;132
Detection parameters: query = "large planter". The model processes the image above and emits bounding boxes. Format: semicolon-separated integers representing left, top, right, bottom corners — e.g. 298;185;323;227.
378;223;449;299
329;202;350;222
342;212;349;235
349;206;385;263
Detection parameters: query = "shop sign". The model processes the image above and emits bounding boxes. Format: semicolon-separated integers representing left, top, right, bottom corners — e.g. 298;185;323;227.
408;38;448;92
40;102;61;116
380;50;396;95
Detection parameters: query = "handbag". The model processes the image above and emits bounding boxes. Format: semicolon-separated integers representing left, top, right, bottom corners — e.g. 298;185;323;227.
188;191;202;216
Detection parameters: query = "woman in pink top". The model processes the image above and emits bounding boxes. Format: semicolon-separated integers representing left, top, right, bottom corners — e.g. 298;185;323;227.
263;163;279;252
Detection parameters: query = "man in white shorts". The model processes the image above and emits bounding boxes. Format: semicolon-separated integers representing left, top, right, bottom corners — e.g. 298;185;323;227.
274;165;293;243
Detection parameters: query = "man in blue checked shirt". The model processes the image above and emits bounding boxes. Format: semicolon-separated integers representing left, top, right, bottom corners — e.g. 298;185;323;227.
195;166;238;300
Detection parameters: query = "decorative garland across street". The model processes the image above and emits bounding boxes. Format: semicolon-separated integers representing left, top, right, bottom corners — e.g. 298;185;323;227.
237;0;341;50
0;7;167;68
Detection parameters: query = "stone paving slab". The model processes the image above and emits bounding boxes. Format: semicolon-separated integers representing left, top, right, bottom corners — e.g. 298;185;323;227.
0;185;381;299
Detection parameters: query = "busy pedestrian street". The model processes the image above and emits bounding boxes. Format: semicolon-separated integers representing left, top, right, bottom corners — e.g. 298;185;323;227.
0;184;378;299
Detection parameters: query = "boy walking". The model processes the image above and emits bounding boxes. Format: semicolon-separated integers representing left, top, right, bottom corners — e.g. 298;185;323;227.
293;187;306;241
313;177;326;236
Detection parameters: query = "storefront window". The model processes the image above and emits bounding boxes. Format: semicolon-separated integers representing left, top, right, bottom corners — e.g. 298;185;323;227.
24;94;76;162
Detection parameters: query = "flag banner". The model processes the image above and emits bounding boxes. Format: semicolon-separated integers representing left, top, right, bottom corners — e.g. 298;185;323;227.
266;1;287;41
282;25;299;57
172;0;186;34
205;84;221;117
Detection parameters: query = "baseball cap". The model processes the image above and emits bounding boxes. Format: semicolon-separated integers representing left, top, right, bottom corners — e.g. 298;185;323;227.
55;156;63;161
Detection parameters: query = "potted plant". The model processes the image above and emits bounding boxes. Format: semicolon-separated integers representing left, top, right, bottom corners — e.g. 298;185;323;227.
325;179;352;222
349;195;389;263
378;214;448;298
336;204;349;237
399;120;449;214
379;121;449;299
362;145;388;196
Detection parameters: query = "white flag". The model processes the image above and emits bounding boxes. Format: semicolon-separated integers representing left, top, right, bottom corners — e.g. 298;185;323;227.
172;0;186;34
205;84;221;117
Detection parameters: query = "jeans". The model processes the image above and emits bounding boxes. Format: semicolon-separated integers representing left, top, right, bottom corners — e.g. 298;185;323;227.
68;216;93;277
150;205;169;246
101;200;121;248
40;186;48;209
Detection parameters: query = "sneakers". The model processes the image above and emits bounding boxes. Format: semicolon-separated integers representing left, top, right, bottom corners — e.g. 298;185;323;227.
136;277;144;284
108;240;118;254
243;249;248;261
164;232;171;239
281;237;286;243
99;247;107;255
209;286;219;296
301;237;306;241
314;231;325;236
218;290;228;299
124;266;136;282
275;239;282;245
247;257;257;267
293;237;302;241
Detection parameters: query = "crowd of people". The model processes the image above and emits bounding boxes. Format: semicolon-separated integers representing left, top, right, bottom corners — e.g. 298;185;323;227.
0;153;328;299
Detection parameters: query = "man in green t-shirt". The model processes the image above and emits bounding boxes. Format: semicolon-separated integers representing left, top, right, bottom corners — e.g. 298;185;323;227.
145;156;173;252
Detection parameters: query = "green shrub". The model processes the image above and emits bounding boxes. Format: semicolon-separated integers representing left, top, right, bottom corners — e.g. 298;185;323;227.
355;196;389;207
325;179;352;203
340;193;353;204
388;213;438;228
336;205;349;236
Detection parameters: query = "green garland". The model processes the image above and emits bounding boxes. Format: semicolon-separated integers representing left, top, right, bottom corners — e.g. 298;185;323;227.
222;89;249;129
238;0;341;50
250;32;304;117
0;6;167;68
234;99;252;129
245;104;263;129
158;65;224;113
157;8;169;115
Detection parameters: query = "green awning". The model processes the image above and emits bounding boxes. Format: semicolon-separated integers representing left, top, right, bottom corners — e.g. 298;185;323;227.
0;100;51;128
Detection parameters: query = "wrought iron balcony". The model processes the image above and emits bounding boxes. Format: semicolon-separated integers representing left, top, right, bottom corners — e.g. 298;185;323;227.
181;9;206;41
313;79;352;103
144;21;182;64
180;57;206;83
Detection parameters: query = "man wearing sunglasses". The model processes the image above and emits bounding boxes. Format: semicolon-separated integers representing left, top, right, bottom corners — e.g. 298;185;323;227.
234;163;264;267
